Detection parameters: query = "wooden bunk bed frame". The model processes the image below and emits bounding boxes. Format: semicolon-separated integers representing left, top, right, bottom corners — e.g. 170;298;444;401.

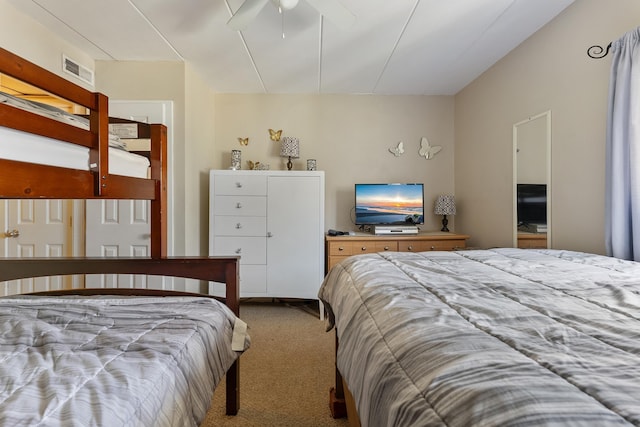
0;46;167;256
0;47;243;416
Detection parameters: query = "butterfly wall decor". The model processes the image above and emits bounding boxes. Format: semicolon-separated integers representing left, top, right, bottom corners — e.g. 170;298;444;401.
268;129;282;142
238;137;249;146
389;141;404;157
418;137;442;160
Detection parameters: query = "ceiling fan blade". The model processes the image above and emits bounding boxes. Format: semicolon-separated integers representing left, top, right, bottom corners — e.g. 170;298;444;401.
227;0;270;30
304;0;355;29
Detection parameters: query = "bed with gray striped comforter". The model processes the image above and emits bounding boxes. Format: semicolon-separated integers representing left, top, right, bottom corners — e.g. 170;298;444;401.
319;248;640;427
0;296;250;426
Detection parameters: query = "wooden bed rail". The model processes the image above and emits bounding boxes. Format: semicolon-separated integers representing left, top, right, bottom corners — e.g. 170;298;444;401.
0;46;167;197
0;47;97;109
0;257;239;314
0;255;242;415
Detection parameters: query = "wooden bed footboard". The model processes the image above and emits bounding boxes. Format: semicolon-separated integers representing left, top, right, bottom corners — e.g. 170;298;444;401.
0;256;242;416
0;256;239;314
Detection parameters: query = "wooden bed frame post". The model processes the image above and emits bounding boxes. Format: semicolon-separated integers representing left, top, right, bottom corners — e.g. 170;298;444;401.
149;124;168;258
224;257;240;415
89;93;109;197
330;330;348;418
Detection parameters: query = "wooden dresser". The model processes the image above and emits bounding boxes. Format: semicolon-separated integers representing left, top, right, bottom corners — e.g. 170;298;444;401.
209;170;325;300
325;232;470;273
517;232;547;249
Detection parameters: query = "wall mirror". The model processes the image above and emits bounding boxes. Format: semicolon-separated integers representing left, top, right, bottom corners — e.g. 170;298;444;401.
513;110;551;249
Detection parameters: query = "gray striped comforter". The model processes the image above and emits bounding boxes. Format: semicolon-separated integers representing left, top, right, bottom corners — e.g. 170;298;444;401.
0;296;250;426
319;248;640;427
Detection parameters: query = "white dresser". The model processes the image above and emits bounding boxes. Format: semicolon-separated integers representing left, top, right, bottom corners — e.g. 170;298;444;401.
209;170;325;303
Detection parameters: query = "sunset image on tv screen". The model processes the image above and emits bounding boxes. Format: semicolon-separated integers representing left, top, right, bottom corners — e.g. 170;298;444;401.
355;184;424;225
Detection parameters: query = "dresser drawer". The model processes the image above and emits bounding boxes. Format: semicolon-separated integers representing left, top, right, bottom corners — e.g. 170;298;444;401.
328;241;355;256
518;238;547;249
328;240;398;256
398;239;465;252
213;216;266;236
327;255;350;272
238;265;267;294
211;236;266;264
373;241;398;252
213;195;267;216
351;241;398;254
210;265;267;295
326;233;470;274
214;174;267;196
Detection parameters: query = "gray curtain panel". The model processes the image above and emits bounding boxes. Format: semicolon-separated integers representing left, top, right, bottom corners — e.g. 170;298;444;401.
605;27;640;261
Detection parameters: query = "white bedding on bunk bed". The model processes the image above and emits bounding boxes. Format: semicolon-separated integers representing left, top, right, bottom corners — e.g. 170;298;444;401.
0;91;150;178
0;295;250;427
0;126;150;178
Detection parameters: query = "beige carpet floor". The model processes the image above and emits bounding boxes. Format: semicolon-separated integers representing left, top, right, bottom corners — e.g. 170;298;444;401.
201;300;350;427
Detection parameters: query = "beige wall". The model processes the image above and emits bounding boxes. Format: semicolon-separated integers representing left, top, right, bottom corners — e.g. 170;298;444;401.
0;0;93;90
184;63;216;256
455;0;640;254
1;0;456;259
95;62;215;258
7;0;637;256
213;94;455;232
94;60;189;256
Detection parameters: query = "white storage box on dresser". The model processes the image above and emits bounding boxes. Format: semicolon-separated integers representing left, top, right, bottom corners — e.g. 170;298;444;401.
209;170;325;312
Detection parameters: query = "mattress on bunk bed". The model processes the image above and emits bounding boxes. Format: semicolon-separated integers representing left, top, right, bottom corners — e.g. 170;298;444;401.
0;295;250;427
0;126;150;178
0;91;149;178
319;248;640;427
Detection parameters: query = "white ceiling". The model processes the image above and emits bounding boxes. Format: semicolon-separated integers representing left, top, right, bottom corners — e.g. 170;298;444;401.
8;0;574;95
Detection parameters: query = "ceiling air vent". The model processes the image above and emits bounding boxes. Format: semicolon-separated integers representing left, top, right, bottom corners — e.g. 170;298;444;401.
62;55;94;86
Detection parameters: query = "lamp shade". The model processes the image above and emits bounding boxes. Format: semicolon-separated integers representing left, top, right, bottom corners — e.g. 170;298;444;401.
434;195;456;215
280;137;300;158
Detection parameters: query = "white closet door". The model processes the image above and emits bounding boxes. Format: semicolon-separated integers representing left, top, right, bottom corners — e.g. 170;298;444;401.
85;199;153;288
85;100;174;290
266;175;322;299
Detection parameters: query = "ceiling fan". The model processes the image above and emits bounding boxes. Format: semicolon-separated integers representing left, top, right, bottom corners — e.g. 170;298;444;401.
227;0;356;31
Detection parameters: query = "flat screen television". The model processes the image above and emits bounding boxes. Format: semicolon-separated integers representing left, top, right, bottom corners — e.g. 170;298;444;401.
355;183;424;225
517;183;547;225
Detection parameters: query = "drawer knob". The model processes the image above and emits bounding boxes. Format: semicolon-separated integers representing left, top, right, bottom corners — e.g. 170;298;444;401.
235;182;243;188
407;245;413;251
383;246;390;251
235;248;242;254
236;223;242;229
236;202;242;209
338;247;345;251
430;246;436;250
361;246;367;251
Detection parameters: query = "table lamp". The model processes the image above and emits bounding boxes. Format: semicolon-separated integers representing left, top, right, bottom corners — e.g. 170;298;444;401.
280;137;300;170
434;195;456;232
